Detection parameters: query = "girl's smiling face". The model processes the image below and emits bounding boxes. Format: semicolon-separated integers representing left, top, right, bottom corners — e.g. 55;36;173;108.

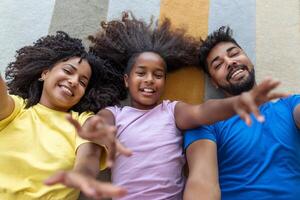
39;57;92;112
124;52;166;110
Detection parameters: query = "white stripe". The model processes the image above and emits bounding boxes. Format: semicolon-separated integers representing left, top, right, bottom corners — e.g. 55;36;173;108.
256;0;300;93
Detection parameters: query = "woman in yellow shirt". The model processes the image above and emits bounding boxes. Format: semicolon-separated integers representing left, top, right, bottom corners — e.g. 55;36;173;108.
0;31;129;200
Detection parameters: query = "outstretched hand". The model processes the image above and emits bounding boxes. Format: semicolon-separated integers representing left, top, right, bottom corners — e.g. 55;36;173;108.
67;115;132;167
234;77;289;126
44;171;127;200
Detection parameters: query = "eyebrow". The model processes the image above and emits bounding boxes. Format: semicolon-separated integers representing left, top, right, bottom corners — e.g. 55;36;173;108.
210;56;220;67
226;46;238;53
210;46;239;66
136;66;146;69
65;64;89;80
136;66;165;71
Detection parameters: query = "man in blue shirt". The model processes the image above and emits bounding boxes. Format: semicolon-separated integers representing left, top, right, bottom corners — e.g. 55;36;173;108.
183;26;300;200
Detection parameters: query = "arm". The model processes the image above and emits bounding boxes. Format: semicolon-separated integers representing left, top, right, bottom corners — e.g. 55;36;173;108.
45;143;127;199
183;139;220;200
67;109;132;166
175;78;286;130
0;74;14;120
294;104;300;129
175;97;239;130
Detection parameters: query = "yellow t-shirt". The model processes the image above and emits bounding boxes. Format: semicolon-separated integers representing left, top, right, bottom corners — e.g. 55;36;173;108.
0;95;106;200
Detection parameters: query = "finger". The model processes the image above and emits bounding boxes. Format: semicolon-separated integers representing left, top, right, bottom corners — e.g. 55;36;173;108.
44;171;67;185
84;117;102;134
81;179;127;199
92;182;127;198
267;92;290;100
106;129;117;167
80;117;104;140
236;108;252;126
63;172;98;192
245;98;264;122
257;79;281;95
116;140;132;157
85;117;108;139
81;182;98;198
239;92;265;123
66;114;82;133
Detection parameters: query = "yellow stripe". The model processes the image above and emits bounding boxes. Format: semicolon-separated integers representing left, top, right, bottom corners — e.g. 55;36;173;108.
159;0;209;104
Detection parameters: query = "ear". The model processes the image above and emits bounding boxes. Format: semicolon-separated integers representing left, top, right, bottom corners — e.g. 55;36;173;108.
41;69;49;80
124;74;129;88
210;78;219;89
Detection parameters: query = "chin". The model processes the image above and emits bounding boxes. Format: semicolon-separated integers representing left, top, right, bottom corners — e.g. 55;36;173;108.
222;77;255;96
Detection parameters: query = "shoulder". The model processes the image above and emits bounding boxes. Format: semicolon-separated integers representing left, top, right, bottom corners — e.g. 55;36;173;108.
10;95;26;108
269;95;300;111
6;94;26;116
0;95;26;129
161;100;179;112
71;111;94;125
184;124;217;149
104;105;123;117
283;94;300;106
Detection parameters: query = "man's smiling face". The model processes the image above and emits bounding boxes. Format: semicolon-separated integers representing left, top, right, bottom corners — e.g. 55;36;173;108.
207;42;256;96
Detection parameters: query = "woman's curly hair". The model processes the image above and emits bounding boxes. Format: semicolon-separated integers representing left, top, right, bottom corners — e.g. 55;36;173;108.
88;12;201;101
5;31;121;113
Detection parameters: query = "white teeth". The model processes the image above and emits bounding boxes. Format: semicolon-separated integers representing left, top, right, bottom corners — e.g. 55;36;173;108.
61;85;73;96
232;69;244;78
143;88;154;93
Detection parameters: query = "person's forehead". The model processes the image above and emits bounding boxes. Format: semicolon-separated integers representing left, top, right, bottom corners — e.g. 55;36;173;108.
207;42;239;61
212;42;239;54
64;58;92;77
136;52;164;63
133;52;166;69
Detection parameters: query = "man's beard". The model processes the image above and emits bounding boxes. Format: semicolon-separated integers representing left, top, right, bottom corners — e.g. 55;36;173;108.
219;68;255;96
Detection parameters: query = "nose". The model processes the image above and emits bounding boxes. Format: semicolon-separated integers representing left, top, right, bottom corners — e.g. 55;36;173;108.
68;76;79;87
144;73;154;84
225;57;238;70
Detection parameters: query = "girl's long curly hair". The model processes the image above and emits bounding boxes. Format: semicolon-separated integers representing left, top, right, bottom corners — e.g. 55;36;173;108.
5;31;121;113
88;12;201;101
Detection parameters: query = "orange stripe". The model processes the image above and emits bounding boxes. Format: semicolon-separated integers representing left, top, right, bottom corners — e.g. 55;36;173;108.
159;0;209;104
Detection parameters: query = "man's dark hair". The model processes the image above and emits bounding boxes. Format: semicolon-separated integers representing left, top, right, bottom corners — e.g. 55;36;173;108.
5;31;121;113
199;26;240;75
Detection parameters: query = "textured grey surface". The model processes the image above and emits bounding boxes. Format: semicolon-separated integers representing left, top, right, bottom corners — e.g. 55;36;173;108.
48;0;109;48
0;0;55;74
107;0;160;22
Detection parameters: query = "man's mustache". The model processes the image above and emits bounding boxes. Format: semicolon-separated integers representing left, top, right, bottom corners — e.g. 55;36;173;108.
226;64;248;81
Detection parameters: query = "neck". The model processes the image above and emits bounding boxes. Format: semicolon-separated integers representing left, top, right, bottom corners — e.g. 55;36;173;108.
224;82;257;97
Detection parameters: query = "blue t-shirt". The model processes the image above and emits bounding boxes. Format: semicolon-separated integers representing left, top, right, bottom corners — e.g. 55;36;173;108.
184;95;300;200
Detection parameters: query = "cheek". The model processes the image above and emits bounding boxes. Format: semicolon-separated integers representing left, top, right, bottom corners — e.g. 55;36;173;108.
157;79;166;90
77;87;87;97
212;70;225;80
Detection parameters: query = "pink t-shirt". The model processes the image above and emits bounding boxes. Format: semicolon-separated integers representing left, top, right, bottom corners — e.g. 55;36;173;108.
106;100;185;200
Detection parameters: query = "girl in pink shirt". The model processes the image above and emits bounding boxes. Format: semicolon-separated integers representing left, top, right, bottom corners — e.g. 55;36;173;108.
80;13;283;200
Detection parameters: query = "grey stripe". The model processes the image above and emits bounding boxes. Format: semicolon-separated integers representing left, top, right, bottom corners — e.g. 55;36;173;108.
48;0;109;48
205;0;256;99
107;0;161;23
0;0;55;72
